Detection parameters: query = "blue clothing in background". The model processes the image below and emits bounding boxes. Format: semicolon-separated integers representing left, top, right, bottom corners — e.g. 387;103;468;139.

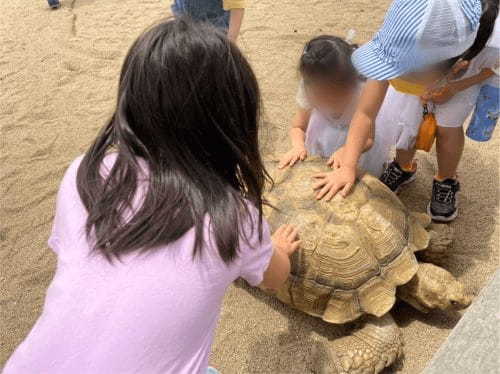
172;0;230;30
466;84;499;142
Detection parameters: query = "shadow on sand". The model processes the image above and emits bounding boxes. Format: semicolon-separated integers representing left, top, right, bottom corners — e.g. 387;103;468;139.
238;280;409;374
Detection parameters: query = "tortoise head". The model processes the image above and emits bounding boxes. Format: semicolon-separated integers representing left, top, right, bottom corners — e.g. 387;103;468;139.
444;280;473;311
416;263;472;312
399;263;472;313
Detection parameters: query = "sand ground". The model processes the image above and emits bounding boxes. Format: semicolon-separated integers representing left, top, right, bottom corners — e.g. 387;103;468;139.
0;0;498;373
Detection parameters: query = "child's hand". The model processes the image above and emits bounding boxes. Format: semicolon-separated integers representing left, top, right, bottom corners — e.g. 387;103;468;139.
422;82;458;104
313;166;356;200
271;224;301;257
327;146;345;169
451;59;469;76
279;147;308;169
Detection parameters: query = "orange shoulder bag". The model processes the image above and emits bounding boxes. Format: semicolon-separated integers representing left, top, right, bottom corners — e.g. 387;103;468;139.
415;103;437;152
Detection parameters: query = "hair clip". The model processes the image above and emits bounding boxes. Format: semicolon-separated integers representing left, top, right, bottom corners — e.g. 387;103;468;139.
345;29;356;44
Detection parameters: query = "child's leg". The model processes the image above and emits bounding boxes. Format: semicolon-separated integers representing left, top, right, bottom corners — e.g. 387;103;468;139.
428;125;463;222
395;147;417;171
379;147;417;192
435;126;464;180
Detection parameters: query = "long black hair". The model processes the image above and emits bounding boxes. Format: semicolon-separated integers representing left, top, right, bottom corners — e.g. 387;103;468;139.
444;0;499;69
76;18;269;263
299;35;361;85
461;0;498;61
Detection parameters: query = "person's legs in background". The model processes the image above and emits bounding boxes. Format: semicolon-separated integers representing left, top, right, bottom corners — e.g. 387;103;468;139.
48;0;61;9
171;0;230;31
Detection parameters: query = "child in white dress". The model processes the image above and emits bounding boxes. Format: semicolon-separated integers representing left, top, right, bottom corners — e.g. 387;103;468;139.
279;35;392;178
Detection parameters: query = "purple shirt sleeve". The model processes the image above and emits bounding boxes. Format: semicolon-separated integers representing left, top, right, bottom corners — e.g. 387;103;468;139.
238;209;273;287
47;155;85;255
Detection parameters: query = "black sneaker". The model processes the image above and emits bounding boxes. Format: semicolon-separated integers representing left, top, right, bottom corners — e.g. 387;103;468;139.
380;161;417;193
428;178;460;222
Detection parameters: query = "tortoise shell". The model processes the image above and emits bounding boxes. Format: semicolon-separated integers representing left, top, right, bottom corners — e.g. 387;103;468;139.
264;158;430;324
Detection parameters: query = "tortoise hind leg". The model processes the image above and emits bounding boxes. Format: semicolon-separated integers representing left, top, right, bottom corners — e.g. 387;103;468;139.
331;314;403;374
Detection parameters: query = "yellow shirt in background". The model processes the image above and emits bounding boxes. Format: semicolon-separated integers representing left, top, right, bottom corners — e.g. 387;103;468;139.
223;0;245;10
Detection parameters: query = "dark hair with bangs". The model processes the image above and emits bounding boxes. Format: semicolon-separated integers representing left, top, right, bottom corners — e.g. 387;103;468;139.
76;18;269;263
299;35;361;85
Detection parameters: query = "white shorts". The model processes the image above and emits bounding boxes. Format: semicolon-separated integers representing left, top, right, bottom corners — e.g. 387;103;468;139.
435;85;480;128
379;85;480;150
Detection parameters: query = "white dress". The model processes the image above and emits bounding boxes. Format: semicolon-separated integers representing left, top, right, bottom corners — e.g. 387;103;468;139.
296;80;393;177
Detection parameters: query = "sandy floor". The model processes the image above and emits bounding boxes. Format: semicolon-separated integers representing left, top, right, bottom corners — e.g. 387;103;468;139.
0;0;498;373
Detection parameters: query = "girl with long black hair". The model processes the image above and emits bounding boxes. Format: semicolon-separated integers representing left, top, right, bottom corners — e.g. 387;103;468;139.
3;18;299;374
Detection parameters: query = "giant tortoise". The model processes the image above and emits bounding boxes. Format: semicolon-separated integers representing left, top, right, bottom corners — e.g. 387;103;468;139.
261;158;471;374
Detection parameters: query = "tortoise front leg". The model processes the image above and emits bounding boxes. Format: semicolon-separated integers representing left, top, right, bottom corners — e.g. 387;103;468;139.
331;314;403;374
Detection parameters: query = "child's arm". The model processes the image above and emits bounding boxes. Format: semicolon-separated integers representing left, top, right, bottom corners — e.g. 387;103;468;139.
313;80;389;200
224;0;245;42
363;136;374;152
260;224;300;291
329;80;387;168
279;108;311;169
424;68;495;104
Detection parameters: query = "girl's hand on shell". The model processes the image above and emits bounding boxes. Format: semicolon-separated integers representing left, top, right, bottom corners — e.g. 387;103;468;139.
279;147;308;169
327;146;346;169
313;166;356;200
271;224;301;257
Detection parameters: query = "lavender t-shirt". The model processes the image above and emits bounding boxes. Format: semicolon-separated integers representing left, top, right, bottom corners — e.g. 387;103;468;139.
3;155;273;374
